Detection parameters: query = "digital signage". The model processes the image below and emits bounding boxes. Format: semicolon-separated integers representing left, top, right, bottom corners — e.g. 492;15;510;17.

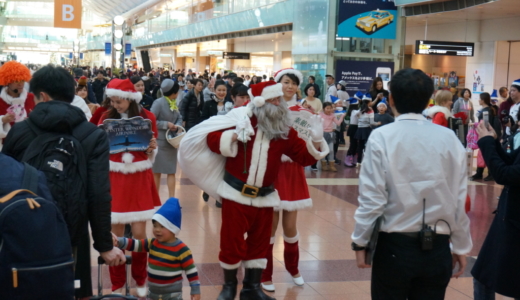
415;40;474;57
338;0;398;39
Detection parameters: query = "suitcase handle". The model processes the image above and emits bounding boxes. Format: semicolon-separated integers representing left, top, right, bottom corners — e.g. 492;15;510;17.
0;189;38;203
98;255;132;265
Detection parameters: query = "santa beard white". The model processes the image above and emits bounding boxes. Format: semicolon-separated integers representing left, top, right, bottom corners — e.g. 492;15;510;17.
252;98;292;140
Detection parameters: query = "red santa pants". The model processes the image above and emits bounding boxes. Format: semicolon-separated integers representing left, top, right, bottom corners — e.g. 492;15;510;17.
219;199;273;269
109;251;147;291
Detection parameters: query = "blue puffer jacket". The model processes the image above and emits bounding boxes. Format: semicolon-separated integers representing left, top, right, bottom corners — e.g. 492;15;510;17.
0;153;53;201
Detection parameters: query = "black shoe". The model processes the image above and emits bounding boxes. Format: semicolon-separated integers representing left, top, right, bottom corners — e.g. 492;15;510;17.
310;165;318;171
240;269;275;300
470;174;483;181
216;200;222;208
202;192;209;202
217;269;238;300
484;175;494;181
335;159;341;165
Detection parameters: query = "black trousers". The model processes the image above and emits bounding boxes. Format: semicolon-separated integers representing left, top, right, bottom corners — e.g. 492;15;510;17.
371;232;452;300
357;139;367;163
347;136;358;156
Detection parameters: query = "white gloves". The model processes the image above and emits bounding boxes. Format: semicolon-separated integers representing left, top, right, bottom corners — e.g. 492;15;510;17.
235;117;255;143
309;115;324;143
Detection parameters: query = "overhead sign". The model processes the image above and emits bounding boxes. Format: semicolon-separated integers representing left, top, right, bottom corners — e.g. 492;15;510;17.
54;0;82;29
338;0;397;39
415;40;475;57
105;43;111;55
223;52;250;60
125;43;132;56
335;60;394;94
79;53;84;59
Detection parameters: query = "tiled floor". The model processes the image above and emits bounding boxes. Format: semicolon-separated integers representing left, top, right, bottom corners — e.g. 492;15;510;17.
88;145;513;299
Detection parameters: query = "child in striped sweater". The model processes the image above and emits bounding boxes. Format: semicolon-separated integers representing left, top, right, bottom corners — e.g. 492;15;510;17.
114;198;201;300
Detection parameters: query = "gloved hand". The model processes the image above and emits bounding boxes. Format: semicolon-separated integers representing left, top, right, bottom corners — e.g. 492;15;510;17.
235;117;255;143
309;115;324;143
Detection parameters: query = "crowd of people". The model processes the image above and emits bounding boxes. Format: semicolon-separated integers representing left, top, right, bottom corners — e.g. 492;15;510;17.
0;59;519;300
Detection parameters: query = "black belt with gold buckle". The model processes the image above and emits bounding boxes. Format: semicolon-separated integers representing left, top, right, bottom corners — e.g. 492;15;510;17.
224;172;275;198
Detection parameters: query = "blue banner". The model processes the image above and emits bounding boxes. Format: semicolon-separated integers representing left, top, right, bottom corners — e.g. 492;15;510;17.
335;60;394;94
338;0;397;39
69;52;73;59
79;53;84;59
125;43;132;56
105;42;111;55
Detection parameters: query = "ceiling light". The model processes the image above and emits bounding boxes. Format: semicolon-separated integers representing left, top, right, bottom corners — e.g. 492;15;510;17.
114;30;123;38
114;44;122;50
114;15;124;26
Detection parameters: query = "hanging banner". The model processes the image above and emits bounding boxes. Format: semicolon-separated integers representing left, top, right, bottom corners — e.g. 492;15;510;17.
105;43;111;55
69;52;73;59
125;44;132;57
79;53;84;59
338;0;397;39
54;0;82;29
335;60;394;94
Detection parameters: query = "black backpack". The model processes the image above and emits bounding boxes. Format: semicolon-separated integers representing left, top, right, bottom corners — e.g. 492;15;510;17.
0;164;74;299
22;119;97;246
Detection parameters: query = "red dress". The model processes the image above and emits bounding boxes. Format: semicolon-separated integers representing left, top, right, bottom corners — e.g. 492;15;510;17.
0;90;35;147
99;109;162;224
274;159;312;211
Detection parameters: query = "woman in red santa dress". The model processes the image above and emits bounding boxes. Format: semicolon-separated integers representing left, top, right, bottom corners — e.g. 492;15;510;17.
98;78;161;297
0;61;34;150
261;68;311;292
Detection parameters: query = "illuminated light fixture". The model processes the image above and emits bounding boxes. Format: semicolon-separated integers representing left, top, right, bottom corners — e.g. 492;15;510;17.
114;43;122;51
114;30;123;38
114;15;124;26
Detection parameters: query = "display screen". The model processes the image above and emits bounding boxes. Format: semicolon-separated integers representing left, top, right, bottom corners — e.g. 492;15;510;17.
415;40;474;56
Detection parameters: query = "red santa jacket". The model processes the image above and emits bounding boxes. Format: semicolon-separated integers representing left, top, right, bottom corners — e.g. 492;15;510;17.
99;108;158;174
0;90;35;143
207;115;325;207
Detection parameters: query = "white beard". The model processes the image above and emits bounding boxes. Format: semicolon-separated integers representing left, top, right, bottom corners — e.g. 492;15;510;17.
253;99;291;140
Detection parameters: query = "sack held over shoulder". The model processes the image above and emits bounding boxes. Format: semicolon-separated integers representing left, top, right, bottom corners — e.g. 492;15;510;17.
22;119;97;246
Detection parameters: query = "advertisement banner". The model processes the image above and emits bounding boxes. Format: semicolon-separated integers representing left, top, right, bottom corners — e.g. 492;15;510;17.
335;60;394;94
338;0;397;39
105;43;111;55
54;0;82;29
125;44;132;57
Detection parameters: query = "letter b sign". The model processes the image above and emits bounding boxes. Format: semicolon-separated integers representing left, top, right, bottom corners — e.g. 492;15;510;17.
54;0;82;29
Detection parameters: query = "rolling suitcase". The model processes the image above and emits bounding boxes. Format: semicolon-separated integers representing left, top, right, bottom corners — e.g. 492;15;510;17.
90;256;138;300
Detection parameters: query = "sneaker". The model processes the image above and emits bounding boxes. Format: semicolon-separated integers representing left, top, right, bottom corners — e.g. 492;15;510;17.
470;174;483;181
261;282;275;292
202;192;209;202
112;288;123;295
215;200;222;208
483;175;494;181
356;163;362;167
344;155;354;167
292;275;305;286
311;165;318;171
136;285;147;297
335;158;341;165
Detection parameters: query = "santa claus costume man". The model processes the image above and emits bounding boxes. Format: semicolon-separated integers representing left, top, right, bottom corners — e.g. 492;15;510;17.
178;81;329;300
98;79;161;296
260;68;312;292
0;61;34;150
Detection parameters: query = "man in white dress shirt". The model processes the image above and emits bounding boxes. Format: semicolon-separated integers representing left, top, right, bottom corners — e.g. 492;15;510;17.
351;68;472;300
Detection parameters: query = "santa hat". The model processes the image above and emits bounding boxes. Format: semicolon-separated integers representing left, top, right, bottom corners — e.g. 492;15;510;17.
512;79;520;89
362;93;372;101
248;80;283;107
274;68;303;86
0;61;31;86
348;97;359;105
354;91;364;100
105;78;142;103
78;76;88;87
152;197;182;235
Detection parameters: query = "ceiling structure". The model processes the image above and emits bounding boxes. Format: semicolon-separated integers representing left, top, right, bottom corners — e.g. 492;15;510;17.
83;0;150;22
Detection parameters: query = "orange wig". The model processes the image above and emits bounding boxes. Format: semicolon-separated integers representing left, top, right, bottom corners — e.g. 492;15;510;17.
0;61;31;86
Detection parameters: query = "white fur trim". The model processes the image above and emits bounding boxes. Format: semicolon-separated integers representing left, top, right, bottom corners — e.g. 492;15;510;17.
427;106;452;120
106;88;143;104
220;261;242;270
0;119;11;139
246;103;254;117
243;259;267;269
246;129;270;186
152;214;180;235
274;198;313;212
254;131;269;187
274;69;303;87
217;181;280;208
283;232;299;244
253;96;265;107
0;88;28;106
260;84;283;101
306;138;329;160
122;152;134;163
148;148;158;163
219;130;238;157
110;159;153;174
111;208;156;224
270;237;275;244
281;154;293;163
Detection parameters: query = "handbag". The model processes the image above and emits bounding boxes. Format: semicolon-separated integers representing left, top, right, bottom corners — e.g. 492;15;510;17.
476;149;486;168
466;124;479;150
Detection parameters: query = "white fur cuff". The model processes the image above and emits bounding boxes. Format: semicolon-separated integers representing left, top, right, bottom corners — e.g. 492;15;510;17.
274;198;313;212
0;119;11;139
219;130;238;157
148;148;158;163
243;259;267;269
283;232;299;244
220;261;242;270
110;159;153;174
111;208;157;224
306;138;329;160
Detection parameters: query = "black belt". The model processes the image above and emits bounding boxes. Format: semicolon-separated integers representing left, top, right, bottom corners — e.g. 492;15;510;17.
224;172;275;198
396;232;450;239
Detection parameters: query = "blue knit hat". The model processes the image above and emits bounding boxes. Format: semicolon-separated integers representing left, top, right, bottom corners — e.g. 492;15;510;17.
490;89;498;99
362;93;372;101
354;91;364;100
512;79;520;89
152;198;182;235
348;97;358;105
330;95;341;104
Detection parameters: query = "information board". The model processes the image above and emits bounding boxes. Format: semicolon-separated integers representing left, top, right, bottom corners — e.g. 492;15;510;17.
415;40;474;56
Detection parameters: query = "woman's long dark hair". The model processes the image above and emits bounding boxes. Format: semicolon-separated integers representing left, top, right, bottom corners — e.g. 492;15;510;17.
480;92;497;116
369;77;383;92
104;98;142;119
359;99;372;115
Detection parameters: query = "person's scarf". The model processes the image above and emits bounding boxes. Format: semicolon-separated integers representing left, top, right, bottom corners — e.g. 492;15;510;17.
165;96;178;111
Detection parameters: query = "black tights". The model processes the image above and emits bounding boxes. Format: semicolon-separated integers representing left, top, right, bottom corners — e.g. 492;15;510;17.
357;139;367;163
347;136;358;156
